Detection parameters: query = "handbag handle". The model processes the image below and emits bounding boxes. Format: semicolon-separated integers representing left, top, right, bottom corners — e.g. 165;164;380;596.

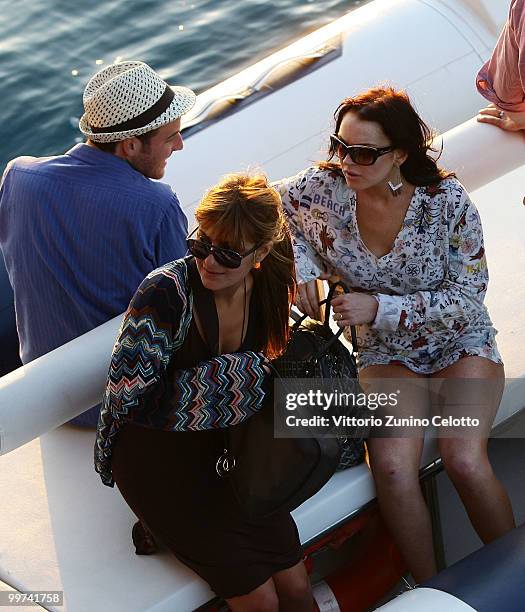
292;281;358;356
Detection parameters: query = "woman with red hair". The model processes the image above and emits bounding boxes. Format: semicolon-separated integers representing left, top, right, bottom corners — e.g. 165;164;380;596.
276;87;515;582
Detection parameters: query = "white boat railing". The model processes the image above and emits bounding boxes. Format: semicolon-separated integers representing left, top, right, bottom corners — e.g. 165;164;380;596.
0;118;523;457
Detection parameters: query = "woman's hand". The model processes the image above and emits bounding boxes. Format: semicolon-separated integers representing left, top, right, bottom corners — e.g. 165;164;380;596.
331;292;378;326
296;279;323;320
295;274;335;320
477;104;525;132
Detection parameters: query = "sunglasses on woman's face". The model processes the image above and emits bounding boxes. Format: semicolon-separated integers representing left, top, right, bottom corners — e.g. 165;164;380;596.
330;134;394;166
186;228;258;269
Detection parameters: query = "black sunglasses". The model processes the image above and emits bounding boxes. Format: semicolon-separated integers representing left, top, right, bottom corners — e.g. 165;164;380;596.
186;227;259;269
330;134;394;166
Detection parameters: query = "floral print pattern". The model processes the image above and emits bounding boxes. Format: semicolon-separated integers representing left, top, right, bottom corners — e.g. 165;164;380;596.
275;167;502;374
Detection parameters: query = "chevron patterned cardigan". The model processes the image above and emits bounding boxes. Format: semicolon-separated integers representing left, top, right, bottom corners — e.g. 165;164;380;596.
94;257;270;487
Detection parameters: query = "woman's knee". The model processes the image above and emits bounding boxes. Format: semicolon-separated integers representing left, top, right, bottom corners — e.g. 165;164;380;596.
251;591;280;612
368;443;421;491
440;444;490;485
369;461;422;498
275;571;312;607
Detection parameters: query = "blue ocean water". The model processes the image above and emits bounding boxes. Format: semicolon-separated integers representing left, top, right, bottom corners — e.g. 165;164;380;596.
0;0;365;169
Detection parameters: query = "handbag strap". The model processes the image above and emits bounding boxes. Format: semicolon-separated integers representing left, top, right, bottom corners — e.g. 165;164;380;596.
292;281;359;357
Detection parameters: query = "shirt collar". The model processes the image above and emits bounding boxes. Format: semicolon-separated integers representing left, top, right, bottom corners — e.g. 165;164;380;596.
65;142;143;177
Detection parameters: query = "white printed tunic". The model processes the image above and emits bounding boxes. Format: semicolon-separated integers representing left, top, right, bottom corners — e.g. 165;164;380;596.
275;167;502;374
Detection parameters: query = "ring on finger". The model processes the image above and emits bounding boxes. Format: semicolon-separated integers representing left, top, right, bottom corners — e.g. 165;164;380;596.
498;110;505;119
334;312;343;321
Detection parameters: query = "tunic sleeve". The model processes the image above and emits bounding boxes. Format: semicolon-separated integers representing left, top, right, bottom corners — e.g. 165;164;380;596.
274;168;332;283
372;185;489;333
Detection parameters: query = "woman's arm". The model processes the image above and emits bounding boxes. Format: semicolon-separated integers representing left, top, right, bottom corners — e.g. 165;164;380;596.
95;262;271;485
105;268;187;418
274;169;335;318
274;169;332;285
95;262;189;486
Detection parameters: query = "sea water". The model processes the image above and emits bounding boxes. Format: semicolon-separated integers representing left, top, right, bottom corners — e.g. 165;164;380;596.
0;0;365;168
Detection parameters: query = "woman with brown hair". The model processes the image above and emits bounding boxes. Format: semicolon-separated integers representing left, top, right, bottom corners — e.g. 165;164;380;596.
94;174;312;611
276;86;515;582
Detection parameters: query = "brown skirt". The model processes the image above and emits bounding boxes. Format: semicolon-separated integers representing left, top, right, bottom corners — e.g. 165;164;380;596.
112;422;303;599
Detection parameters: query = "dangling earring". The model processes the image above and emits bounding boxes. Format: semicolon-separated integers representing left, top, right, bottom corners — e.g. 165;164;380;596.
388;166;403;197
253;251;261;270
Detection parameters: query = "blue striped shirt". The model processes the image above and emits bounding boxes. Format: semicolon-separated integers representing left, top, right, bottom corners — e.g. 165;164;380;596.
0;143;188;423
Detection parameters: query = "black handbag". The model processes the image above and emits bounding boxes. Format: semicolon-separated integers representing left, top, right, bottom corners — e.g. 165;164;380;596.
223;401;341;519
273;281;368;470
223;281;369;519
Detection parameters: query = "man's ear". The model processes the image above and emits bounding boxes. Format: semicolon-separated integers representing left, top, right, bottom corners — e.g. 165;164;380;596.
116;137;139;159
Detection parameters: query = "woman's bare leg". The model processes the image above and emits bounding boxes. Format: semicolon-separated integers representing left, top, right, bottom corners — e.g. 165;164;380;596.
364;364;437;583
226;577;279;612
226;561;312;612
272;561;313;611
434;356;515;542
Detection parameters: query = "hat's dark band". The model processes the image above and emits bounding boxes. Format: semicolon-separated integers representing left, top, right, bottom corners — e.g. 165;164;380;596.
90;85;175;134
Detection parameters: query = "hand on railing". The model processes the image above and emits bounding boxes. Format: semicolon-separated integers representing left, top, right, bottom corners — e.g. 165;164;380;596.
477;103;525;133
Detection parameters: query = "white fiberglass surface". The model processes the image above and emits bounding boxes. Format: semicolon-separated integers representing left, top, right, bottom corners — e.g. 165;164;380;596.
471;167;525;380
377;587;477;611
1;175;523;612
0;2;521;610
0;429;214;612
168;0;489;212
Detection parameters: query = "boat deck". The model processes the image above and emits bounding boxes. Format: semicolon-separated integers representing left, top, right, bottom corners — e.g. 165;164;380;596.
1;161;524;612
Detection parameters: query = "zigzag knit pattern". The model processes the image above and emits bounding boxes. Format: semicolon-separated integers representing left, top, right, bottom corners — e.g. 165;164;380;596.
168;351;268;430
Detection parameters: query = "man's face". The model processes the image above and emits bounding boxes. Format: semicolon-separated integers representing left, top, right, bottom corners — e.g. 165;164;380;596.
128;119;183;179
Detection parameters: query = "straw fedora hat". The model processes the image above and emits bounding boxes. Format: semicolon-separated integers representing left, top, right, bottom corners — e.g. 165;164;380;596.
79;61;196;142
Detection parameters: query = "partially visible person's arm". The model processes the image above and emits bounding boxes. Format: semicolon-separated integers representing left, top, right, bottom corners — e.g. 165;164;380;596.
477;0;525;129
296;278;326;320
477;103;525;131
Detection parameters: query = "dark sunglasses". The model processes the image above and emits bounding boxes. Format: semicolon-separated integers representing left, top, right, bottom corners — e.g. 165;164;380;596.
330;134;394;166
186;227;259;269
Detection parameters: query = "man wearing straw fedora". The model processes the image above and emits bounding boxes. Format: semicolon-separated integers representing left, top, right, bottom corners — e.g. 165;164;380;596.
0;61;196;427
